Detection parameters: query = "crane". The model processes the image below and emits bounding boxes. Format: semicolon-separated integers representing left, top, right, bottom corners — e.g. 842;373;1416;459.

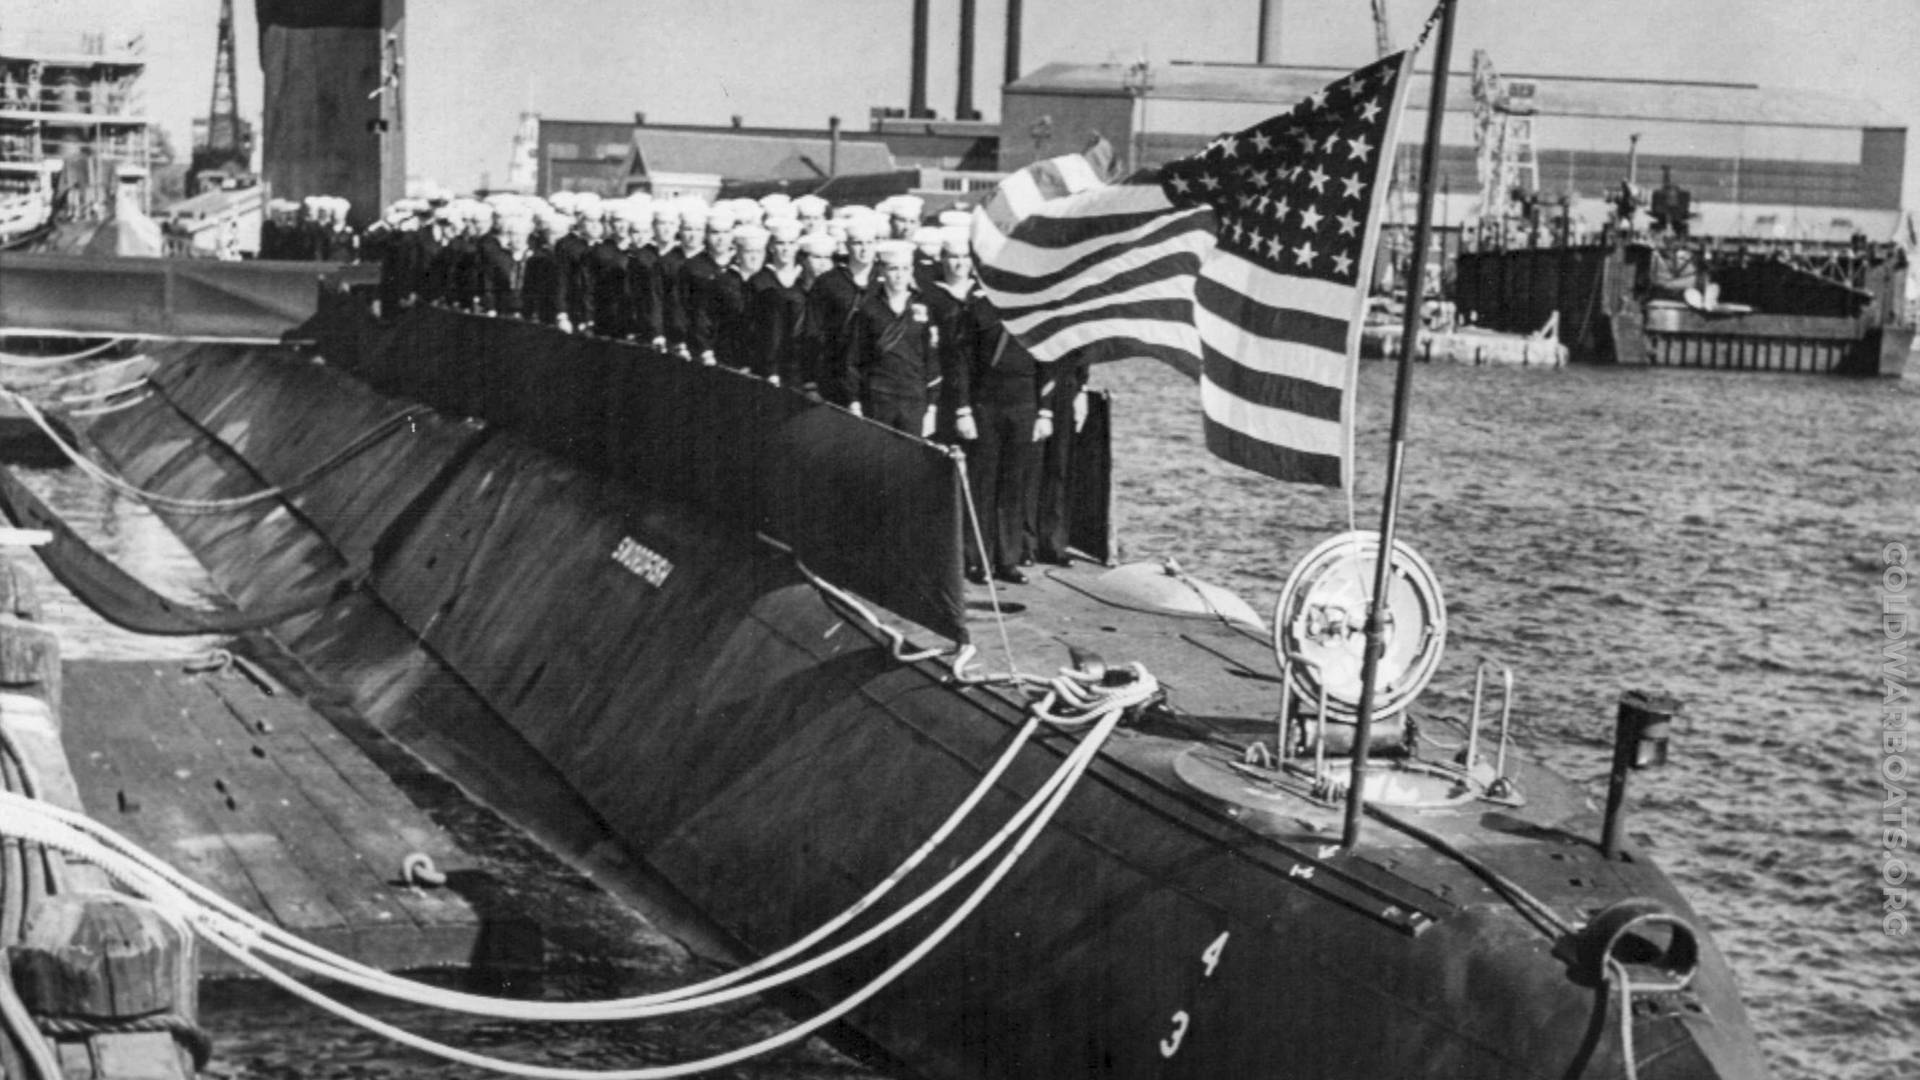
1369;0;1393;57
1469;49;1540;245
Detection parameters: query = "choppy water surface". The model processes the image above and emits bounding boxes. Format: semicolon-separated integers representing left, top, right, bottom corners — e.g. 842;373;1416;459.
14;357;1919;1079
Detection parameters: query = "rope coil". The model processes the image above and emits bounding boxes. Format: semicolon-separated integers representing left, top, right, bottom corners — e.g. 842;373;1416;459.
0;655;1155;1078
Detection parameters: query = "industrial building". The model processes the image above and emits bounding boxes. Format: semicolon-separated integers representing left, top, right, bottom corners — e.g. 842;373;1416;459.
999;60;1908;241
0;28;153;220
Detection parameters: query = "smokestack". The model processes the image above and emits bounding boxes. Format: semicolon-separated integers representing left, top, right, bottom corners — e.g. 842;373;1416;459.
1004;0;1023;85
955;0;979;120
1257;0;1282;64
828;115;841;176
909;0;932;118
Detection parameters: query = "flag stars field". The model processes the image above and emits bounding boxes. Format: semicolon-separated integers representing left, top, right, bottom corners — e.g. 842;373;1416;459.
973;48;1415;487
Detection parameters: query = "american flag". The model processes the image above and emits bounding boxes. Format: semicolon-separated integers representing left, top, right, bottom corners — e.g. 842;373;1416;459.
973;50;1416;488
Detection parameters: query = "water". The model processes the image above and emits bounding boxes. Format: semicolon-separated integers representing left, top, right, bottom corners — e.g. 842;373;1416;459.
10;357;1918;1079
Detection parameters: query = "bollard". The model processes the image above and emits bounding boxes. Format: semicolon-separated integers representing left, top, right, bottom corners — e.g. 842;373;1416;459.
1600;690;1678;860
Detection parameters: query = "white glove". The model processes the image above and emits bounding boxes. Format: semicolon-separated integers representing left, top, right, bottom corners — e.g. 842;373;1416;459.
1073;389;1090;432
370;299;383;319
955;411;979;441
673;343;692;360
850;401;864;418
651;336;668;353
555;314;573;333
768;374;781;387
1032;412;1054;443
699;350;717;366
921;409;937;438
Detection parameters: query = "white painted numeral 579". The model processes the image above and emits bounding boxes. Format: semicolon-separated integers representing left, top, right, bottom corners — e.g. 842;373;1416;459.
1159;1010;1190;1057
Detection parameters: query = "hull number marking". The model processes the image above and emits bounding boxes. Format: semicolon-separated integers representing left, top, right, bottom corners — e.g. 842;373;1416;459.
1202;931;1229;977
1159;1011;1190;1057
613;537;673;587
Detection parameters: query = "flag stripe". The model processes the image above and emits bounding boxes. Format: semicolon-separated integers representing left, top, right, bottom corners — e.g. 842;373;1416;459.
1203;420;1343;487
1201;344;1343;422
1201;251;1362;323
1052;337;1203;373
1023;314;1202;363
1195;275;1347;353
1193;302;1349;390
1017;298;1197;348
978;218;1211;302
999;257;1206;329
1198;378;1345;457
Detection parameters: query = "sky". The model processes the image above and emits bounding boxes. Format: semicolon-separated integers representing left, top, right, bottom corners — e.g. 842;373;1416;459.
12;0;1920;221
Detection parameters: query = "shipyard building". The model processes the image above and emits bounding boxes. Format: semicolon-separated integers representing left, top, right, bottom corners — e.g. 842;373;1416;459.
999;61;1907;241
0;28;152;220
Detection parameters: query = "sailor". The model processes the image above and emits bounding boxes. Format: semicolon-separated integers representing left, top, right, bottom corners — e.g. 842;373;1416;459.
478;213;538;318
417;203;463;308
553;195;601;332
621;200;666;349
660;200;707;356
684;204;736;365
710;223;766;371
885;195;924;241
522;208;568;325
805;213;879;404
1028;355;1088;566
842;239;938;433
319;197;360;262
938;230;1052;585
587;201;634;338
758;193;793;224
794;194;830;235
746;217;810;385
910;225;945;292
641;201;682;351
797;230;837;287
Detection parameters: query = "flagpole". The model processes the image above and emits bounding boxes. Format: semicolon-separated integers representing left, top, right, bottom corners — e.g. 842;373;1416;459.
1342;0;1457;851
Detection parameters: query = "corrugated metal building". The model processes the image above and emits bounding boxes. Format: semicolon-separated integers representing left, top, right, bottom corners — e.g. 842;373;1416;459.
1002;61;1907;240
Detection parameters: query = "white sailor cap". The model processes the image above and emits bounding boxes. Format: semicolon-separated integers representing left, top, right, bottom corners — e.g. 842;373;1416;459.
706;206;737;232
911;226;945;254
798;232;838;257
830;203;866;221
766;217;802;243
550;191;579;213
937;209;971;229
875;239;917;266
677;199;709;228
939;227;971;257
653;202;682;224
732;224;770;251
842;215;880;242
794;194;829;218
889;195;925;222
758;193;793;214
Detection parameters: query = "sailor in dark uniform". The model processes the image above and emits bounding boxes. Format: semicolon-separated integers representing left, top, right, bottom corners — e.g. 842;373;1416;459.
416;204;462;308
843;240;938;433
805;214;880;403
883;195;924;241
794;194;830;237
586;202;634;339
521;208;567;325
910;226;945;293
684;205;736;365
708;223;763;370
478;213;537;318
552;198;600;333
1028;356;1088;565
624;201;669;350
661;201;708;358
317;197;360;262
938;232;1053;584
746;218;811;385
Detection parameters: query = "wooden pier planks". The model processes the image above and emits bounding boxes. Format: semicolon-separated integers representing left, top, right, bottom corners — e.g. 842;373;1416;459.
59;658;492;974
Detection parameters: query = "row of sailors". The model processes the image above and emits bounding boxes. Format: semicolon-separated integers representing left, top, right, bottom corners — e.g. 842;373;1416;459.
372;190;1085;583
260;196;361;262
